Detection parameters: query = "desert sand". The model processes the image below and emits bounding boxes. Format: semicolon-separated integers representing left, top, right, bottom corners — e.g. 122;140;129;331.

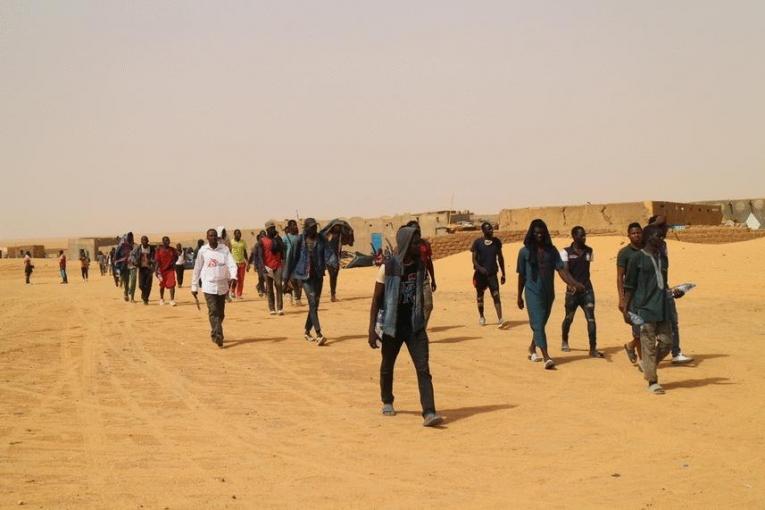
1;235;763;509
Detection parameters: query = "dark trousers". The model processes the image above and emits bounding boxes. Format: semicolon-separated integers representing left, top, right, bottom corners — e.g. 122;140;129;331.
138;267;153;302
328;266;339;297
561;290;597;349
204;293;227;341
25;270;31;284
380;327;436;417
175;265;184;287
302;276;323;334
256;272;265;296
668;298;681;357
81;267;89;280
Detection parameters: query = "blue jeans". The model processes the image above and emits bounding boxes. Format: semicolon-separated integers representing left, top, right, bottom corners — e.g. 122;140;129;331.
302;276;324;334
60;269;68;283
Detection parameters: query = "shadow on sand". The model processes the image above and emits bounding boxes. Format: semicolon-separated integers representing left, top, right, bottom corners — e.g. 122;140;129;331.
553;345;623;365
398;404;515;427
662;376;734;390
222;336;288;349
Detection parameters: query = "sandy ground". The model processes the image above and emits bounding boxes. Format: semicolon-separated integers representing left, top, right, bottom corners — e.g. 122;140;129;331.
1;236;763;509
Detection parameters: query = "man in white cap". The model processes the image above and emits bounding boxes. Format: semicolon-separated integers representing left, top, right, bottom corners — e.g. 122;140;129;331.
192;228;238;348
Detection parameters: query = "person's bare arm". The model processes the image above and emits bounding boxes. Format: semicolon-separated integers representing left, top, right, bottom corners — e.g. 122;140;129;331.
368;282;384;348
472;250;487;275
497;247;506;284
557;267;585;292
623;289;633;324
517;274;525;309
617;266;626;311
427;258;436;291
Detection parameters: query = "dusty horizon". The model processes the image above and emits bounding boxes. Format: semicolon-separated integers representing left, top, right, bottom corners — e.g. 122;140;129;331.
2;1;764;238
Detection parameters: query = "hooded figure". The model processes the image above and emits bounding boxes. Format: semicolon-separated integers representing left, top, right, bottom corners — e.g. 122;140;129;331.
380;226;426;338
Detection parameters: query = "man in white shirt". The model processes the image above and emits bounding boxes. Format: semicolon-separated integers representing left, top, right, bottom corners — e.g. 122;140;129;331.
192;229;238;348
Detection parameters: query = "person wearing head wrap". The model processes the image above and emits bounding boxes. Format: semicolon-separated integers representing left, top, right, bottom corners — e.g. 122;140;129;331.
284;218;338;345
368;226;443;427
516;219;584;369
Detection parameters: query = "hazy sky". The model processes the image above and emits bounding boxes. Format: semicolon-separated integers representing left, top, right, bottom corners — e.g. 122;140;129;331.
1;1;763;239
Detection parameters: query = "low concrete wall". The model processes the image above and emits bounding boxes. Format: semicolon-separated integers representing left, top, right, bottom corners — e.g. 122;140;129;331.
499;202;652;234
695;198;765;229
650;201;722;227
499;201;722;234
7;245;46;258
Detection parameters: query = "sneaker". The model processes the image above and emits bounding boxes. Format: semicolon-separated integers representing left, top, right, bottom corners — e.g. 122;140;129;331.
648;383;665;395
304;333;314;342
589;349;605;358
423;413;444;427
159;299;165;306
561;341;570;352
497;318;507;329
479;317;486;326
382;403;396;416
277;309;284;316
269;310;277;316
672;353;694;364
170;300;177;307
316;334;327;346
544;359;556;370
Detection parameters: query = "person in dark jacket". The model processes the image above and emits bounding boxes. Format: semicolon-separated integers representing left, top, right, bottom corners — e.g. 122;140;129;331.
367;226;443;427
284;218;338;345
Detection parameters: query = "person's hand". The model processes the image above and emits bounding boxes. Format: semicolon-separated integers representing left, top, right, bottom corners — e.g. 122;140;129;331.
574;282;586;293
431;281;437;292
229;279;237;288
246;264;251;273
368;330;380;349
618;299;625;313
672;289;685;299
191;290;198;299
517;297;524;310
623;311;632;325
477;266;488;276
500;275;506;285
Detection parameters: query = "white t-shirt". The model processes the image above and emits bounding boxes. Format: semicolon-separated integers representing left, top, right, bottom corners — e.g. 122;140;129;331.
559;249;594;262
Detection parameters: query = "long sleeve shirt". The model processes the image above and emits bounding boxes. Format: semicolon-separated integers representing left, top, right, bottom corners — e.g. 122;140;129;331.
191;243;238;295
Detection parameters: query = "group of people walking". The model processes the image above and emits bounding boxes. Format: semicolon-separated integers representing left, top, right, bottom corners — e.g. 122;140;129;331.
22;214;696;426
